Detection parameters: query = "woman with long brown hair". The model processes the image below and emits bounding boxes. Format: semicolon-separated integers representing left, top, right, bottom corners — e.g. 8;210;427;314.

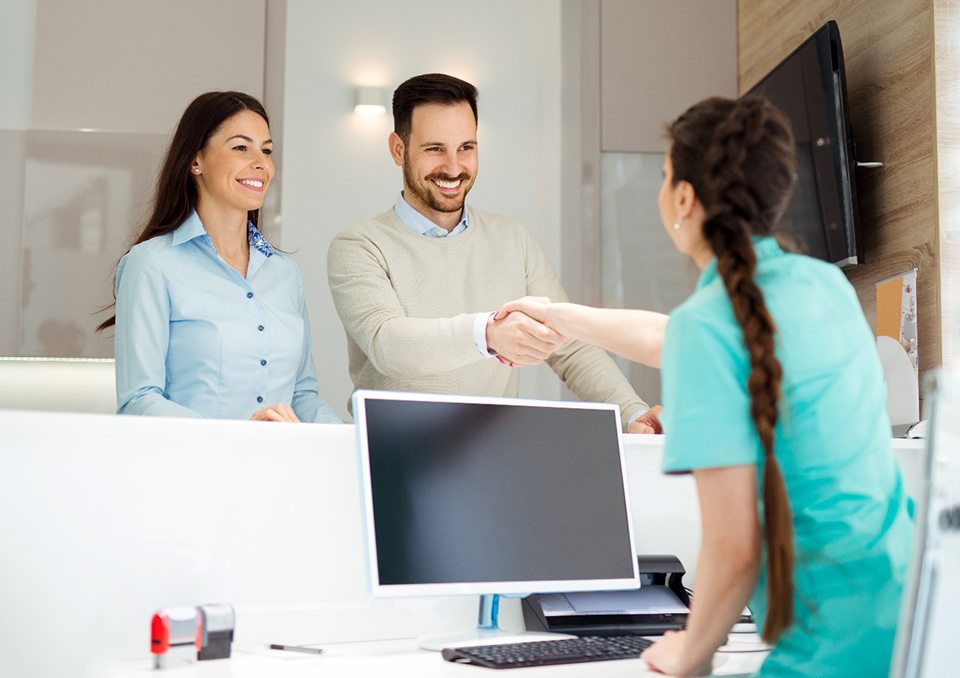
99;91;339;423
498;95;912;675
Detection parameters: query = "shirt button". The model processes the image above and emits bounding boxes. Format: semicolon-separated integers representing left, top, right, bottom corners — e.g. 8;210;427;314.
260;359;267;366
246;292;254;299
257;396;264;403
258;325;264;331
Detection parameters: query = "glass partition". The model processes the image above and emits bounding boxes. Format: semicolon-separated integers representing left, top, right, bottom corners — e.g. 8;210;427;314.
0;0;267;360
601;151;699;403
18;130;167;357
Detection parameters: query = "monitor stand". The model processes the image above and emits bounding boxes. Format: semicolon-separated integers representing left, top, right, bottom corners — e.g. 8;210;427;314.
417;594;576;651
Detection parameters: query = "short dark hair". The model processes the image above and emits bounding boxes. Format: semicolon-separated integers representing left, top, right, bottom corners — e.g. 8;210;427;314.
392;73;478;142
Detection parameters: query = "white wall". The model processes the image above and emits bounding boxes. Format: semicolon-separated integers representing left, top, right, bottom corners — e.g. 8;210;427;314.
279;0;563;419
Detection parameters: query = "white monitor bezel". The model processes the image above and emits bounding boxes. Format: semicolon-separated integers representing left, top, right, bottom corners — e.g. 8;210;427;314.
353;389;640;597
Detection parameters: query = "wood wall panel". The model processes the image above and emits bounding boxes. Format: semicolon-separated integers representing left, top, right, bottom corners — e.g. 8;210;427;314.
739;0;941;374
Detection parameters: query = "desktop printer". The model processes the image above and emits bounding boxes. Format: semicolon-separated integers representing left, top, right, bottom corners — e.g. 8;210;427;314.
523;555;691;636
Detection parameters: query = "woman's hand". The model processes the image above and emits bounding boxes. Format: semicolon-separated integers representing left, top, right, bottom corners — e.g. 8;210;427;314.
494;296;553;325
497;298;668;368
250;403;301;423
641;630;711;676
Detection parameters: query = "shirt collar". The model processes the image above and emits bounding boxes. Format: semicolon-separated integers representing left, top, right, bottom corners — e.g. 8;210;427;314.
171;210;207;246
697;236;783;290
171;210;274;258
393;193;469;237
247;221;275;258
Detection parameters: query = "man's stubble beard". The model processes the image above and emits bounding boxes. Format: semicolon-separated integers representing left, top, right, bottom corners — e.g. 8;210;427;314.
402;153;474;214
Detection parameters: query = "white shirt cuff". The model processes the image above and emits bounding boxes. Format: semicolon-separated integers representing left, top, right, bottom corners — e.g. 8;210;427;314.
473;312;497;357
627;406;651;425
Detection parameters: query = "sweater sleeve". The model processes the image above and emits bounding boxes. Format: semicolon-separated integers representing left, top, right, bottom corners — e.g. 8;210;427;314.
520;228;650;428
327;226;484;378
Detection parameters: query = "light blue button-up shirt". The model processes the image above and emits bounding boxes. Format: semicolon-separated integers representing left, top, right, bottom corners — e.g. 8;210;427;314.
393;192;469;237
114;211;340;422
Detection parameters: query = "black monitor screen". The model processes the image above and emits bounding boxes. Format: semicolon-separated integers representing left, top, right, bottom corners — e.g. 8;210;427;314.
358;396;637;591
748;20;861;266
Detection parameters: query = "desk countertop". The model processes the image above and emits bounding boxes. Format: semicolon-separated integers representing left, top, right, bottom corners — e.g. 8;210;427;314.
3;413;912;677
110;638;766;677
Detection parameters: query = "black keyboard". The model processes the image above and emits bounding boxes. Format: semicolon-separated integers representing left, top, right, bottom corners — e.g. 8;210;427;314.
441;635;653;669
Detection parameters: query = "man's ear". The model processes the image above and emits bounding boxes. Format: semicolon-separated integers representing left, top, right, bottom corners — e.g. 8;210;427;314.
388;132;405;167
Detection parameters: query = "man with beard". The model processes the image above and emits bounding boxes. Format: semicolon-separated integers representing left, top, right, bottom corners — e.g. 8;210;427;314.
327;73;660;432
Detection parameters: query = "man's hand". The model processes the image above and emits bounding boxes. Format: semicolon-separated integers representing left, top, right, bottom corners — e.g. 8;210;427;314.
486;310;566;366
627;405;663;434
250;403;301;423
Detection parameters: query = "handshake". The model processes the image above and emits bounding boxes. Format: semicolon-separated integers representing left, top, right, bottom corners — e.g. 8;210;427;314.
486;296;566;368
486;296;663;435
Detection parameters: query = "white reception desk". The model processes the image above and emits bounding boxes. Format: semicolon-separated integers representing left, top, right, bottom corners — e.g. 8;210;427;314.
0;410;924;677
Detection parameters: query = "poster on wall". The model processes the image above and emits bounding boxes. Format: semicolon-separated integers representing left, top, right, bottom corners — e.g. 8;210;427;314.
876;269;919;375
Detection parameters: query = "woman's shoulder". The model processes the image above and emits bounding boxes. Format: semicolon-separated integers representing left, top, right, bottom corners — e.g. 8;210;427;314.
264;249;303;278
119;233;177;276
671;277;730;324
666;281;745;362
779;248;847;276
774;250;860;307
127;231;181;259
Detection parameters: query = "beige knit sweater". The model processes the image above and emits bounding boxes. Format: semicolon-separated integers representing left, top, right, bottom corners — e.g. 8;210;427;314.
327;206;648;427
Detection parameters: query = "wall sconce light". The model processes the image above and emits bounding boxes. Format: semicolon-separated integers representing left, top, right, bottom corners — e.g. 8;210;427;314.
354;86;387;116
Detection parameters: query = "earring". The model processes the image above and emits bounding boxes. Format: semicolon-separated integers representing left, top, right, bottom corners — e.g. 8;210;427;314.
193;168;201;175
673;219;682;231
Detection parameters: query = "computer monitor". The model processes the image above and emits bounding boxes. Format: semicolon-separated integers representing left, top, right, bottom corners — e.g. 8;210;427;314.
353;391;640;605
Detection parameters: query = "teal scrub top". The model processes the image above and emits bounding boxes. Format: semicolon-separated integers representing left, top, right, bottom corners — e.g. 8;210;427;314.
661;237;913;678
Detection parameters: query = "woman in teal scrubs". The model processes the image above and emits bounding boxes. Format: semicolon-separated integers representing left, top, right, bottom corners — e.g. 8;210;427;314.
498;96;913;676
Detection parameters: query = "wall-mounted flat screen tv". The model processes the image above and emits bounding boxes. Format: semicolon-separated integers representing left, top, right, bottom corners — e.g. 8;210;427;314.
747;20;863;267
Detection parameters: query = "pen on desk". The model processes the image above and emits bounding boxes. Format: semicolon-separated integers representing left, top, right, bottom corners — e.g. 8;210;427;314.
269;643;324;654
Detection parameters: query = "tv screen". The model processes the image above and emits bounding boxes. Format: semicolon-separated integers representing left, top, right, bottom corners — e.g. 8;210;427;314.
747;20;863;267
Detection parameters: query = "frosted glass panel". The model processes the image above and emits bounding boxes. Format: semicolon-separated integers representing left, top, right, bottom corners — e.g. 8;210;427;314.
601;152;699;404
1;0;269;359
18;130;168;357
0;130;27;356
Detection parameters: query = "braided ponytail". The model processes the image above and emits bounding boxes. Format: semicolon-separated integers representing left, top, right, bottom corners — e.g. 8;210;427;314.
668;96;798;644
